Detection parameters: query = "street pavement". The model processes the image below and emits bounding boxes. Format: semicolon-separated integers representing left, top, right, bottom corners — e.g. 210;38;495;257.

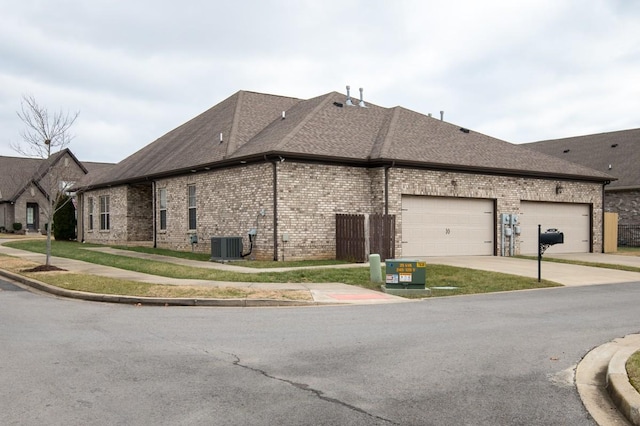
1;237;640;424
2;275;640;425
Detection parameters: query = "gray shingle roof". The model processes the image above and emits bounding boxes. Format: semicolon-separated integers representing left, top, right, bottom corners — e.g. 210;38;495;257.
0;155;43;202
0;149;105;202
523;128;639;189
80;90;614;189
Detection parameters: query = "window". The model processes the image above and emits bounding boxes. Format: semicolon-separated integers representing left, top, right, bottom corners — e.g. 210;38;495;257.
99;195;110;230
88;197;94;230
159;188;167;230
188;185;196;230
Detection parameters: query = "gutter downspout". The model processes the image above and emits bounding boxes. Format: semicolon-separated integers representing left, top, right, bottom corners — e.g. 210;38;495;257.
152;181;157;248
601;180;610;253
78;193;84;243
265;155;279;261
384;161;395;216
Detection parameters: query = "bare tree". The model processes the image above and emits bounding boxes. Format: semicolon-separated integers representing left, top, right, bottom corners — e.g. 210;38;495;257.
14;94;80;266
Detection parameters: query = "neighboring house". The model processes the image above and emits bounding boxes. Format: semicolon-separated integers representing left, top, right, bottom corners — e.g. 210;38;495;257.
75;89;613;260
0;149;112;233
523;129;640;225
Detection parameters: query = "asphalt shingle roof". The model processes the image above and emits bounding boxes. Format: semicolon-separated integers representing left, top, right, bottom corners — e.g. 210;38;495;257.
80;90;614;189
0;149;109;202
0;155;43;202
523;128;640;190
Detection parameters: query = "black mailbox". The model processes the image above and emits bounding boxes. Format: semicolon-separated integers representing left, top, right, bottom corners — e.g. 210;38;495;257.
540;229;564;245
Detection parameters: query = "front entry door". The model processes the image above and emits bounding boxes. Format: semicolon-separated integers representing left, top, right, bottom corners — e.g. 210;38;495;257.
26;203;38;231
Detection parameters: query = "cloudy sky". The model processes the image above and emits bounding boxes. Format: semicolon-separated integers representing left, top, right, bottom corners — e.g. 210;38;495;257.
1;0;639;163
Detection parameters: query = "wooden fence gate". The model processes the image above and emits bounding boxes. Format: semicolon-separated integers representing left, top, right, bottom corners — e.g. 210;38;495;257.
369;214;395;261
336;214;396;262
336;214;366;262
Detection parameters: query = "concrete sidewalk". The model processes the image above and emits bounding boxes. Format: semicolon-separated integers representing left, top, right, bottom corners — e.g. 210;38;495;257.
0;241;407;306
2;238;639;305
84;247;640;286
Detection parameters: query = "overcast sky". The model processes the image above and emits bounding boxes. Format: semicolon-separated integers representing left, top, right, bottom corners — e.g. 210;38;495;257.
1;0;639;163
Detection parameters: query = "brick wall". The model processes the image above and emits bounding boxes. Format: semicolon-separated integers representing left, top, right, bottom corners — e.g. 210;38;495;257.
12;152;86;233
276;163;374;260
606;189;640;225
126;184;153;240
82;186;129;244
80;161;605;258
155;163;274;257
390;168;603;255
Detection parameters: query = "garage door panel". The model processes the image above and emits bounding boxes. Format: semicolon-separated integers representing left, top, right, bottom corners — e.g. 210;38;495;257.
519;202;590;254
402;196;494;257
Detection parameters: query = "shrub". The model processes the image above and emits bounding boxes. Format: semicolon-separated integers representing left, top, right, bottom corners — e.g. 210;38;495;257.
12;222;23;231
53;195;77;240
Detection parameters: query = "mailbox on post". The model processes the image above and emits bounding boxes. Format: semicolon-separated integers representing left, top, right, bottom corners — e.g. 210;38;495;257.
537;226;564;282
540;229;564;246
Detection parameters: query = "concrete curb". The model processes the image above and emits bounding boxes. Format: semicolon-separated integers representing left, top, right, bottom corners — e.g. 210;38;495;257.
0;268;320;308
607;346;640;425
577;333;640;426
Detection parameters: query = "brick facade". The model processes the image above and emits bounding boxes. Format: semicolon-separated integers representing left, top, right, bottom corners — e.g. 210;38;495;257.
390;168;603;255
9;152;87;233
154;163;274;255
80;161;605;259
605;190;640;225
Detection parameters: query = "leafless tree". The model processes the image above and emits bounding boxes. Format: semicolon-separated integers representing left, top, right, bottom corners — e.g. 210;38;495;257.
14;94;80;266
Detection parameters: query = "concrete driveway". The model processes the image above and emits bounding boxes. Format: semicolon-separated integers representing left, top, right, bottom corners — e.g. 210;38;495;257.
419;253;640;286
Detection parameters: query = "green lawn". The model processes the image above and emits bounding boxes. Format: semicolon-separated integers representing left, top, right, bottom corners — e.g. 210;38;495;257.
3;240;560;297
618;246;640;255
627;351;640;393
517;255;640;273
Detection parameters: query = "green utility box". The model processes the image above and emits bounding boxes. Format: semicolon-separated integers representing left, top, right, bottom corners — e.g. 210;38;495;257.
385;259;427;289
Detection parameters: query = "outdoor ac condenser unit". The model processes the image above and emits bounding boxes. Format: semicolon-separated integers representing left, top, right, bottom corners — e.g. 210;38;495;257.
210;237;243;261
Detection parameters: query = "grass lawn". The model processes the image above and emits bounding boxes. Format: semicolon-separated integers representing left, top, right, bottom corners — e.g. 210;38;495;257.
0;255;311;300
617;246;640;256
627;350;640;393
2;240;560;298
517;255;640;273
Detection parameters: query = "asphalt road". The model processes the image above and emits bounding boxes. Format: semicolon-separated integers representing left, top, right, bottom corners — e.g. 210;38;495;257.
2;278;640;425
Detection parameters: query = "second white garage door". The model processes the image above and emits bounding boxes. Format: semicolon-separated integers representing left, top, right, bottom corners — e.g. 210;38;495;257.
401;196;494;257
519;201;591;254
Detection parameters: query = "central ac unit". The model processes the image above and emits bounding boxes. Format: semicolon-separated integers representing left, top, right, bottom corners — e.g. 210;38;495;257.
211;237;243;260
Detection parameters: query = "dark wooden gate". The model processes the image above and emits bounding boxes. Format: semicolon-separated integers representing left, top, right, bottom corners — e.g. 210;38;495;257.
370;214;395;261
336;214;396;262
336;214;366;262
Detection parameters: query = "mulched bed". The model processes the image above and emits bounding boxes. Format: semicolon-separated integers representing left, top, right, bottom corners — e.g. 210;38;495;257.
22;265;67;272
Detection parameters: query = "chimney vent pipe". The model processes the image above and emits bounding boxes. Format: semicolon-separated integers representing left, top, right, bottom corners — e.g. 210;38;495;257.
346;85;353;106
359;87;366;107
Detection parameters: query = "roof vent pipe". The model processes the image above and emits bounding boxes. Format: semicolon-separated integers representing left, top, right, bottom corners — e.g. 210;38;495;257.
345;85;353;106
440;111;444;121
282;110;286;119
219;132;223;143
359;87;366;107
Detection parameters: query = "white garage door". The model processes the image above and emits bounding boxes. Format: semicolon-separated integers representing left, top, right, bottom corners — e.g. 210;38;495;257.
519;201;590;254
401;196;494;257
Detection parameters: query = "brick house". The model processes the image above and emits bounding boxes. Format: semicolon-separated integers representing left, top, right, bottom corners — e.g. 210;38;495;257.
0;149;110;233
75;89;613;260
523;129;640;225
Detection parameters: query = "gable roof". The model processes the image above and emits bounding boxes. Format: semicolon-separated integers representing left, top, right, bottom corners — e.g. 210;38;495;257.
522;128;640;190
0;149;97;202
79;90;614;189
0;155;43;202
